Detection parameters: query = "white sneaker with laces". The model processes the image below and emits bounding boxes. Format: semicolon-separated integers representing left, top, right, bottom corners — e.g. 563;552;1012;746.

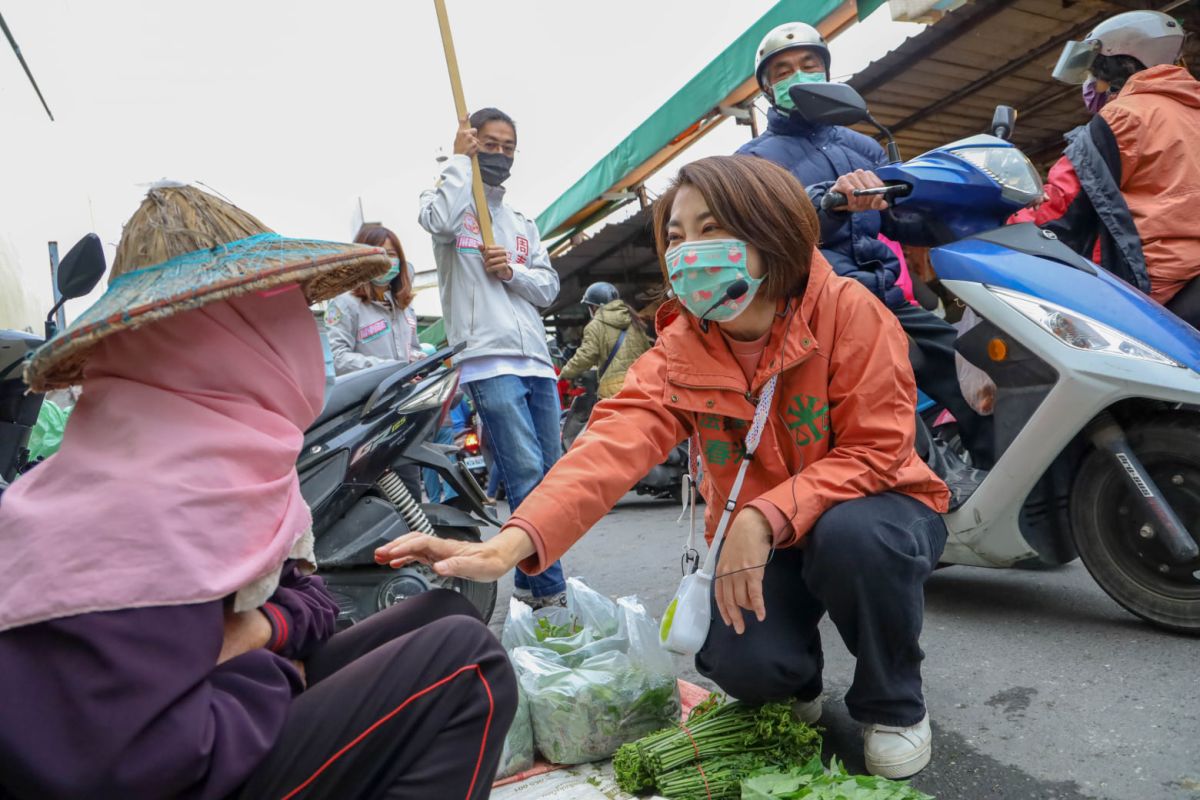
791;695;824;725
864;713;932;779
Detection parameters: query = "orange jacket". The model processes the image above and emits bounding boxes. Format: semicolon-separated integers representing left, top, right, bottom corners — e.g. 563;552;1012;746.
1015;66;1200;303
1104;65;1200;304
511;253;949;574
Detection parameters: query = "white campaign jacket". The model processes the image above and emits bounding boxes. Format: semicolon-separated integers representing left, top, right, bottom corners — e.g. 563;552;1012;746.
324;292;422;375
417;155;559;366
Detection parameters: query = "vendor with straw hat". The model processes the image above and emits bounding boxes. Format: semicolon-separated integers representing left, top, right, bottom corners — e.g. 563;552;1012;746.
0;184;516;799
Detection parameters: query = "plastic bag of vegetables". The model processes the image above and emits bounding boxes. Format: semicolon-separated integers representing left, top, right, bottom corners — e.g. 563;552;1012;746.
495;684;534;779
510;586;680;764
501;577;620;654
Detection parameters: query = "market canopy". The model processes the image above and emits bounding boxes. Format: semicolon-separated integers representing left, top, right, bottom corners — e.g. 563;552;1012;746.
534;0;866;243
537;0;1200;328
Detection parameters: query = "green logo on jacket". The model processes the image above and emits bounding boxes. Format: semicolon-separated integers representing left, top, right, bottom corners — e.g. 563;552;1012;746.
785;394;829;447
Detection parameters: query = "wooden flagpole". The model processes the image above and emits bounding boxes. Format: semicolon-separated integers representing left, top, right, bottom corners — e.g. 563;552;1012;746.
433;0;495;248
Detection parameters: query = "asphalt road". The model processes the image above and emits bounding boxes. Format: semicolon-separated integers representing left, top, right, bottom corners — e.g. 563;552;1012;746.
486;494;1200;800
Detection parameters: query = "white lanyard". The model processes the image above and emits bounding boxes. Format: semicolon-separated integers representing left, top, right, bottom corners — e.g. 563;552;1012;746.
679;374;779;575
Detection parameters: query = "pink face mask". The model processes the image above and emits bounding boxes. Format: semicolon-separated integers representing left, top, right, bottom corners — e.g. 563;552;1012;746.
1082;77;1110;114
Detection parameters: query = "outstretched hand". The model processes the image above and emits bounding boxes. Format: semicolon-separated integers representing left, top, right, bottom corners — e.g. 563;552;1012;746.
374;526;536;583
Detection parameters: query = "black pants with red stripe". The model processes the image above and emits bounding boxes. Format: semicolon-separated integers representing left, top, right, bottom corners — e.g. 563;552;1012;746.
236;589;516;800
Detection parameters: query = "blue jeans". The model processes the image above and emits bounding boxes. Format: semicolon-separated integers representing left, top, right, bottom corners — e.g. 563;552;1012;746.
466;374;565;598
423;425;458;504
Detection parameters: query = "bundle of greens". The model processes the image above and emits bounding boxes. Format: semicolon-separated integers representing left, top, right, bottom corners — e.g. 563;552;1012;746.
614;696;822;799
740;757;935;799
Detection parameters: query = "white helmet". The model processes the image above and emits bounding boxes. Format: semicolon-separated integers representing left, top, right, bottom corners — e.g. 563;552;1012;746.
754;22;831;89
1053;10;1185;84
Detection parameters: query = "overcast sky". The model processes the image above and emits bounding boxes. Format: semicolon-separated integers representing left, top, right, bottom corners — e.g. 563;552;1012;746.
1;1;921;328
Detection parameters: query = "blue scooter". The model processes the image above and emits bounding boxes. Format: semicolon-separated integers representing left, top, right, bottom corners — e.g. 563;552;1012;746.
793;83;1200;633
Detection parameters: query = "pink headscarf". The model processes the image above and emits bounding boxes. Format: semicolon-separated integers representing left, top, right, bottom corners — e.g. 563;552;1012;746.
0;287;324;632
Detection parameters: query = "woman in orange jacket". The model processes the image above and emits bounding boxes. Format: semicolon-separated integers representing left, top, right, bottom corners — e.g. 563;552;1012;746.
377;155;951;779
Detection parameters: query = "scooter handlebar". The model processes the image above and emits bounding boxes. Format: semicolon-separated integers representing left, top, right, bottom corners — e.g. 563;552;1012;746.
820;191;849;213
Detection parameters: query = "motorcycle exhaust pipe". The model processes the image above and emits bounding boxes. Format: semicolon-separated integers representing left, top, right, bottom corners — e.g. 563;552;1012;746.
1086;413;1199;564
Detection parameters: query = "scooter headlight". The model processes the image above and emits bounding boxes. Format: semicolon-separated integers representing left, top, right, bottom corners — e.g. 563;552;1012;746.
947;145;1043;206
394;370;459;413
990;287;1182;367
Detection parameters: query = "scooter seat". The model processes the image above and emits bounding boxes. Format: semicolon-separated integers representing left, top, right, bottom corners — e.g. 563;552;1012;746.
313;361;406;427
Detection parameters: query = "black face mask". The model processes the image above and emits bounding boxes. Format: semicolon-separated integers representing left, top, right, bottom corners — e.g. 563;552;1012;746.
477;151;513;187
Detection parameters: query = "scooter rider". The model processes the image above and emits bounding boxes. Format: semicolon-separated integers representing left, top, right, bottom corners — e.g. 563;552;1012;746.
1011;11;1200;318
559;282;651;400
737;22;993;467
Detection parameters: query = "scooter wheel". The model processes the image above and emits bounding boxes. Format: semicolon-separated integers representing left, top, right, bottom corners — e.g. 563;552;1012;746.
1070;414;1200;634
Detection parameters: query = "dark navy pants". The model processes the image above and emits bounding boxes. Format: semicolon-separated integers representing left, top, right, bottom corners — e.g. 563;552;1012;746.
696;493;947;727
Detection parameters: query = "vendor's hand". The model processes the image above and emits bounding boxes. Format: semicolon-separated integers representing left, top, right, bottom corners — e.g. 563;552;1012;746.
483;245;513;281
714;507;773;635
374;526;535;582
830;170;889;212
217;609;273;665
453;117;480;157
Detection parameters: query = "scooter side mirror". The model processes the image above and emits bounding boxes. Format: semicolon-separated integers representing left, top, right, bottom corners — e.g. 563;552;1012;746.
991;106;1017;141
56;234;107;300
789;83;902;163
788;83;871;127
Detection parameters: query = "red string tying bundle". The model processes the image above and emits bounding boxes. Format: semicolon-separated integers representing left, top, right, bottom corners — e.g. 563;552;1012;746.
677;721;714;800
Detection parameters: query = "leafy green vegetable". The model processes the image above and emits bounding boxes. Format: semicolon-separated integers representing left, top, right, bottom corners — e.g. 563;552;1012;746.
613;696;822;799
535;616;583;641
495;685;534;779
740;757;935;800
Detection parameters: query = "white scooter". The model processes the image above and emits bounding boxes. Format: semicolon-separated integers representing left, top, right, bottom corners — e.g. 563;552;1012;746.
793;83;1200;633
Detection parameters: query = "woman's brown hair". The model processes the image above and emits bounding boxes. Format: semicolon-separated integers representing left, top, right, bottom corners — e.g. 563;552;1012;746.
352;225;415;308
652;155;819;304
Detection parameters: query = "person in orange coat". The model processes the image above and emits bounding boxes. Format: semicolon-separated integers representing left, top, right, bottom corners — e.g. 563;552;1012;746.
1013;11;1199;310
377;155;951;779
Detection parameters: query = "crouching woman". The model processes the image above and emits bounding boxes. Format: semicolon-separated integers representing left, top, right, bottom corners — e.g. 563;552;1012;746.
378;155;951;779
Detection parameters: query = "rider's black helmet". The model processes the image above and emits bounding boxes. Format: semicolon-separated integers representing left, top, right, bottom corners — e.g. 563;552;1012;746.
582;281;620;308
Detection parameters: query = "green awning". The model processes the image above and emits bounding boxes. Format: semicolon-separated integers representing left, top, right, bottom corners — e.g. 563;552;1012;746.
856;0;888;21
418;317;446;347
534;0;847;239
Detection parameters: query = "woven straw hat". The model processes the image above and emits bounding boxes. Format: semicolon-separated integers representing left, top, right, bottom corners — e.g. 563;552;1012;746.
24;184;390;391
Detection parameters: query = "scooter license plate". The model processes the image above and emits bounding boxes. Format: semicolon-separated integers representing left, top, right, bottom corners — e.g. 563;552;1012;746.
464;455;485;470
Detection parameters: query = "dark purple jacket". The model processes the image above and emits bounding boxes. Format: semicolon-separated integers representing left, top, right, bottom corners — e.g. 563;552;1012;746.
0;564;338;800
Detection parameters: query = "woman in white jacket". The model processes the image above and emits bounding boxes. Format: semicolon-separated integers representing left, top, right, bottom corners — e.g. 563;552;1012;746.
325;225;423;375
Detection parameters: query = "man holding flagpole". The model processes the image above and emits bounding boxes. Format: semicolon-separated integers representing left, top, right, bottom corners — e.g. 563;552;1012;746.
418;108;567;609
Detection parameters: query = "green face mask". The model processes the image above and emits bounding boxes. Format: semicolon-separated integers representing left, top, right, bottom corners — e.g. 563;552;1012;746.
371;258;401;287
772;70;826;111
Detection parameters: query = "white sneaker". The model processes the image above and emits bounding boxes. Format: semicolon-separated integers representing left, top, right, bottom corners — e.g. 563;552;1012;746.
791;695;824;725
864;713;932;779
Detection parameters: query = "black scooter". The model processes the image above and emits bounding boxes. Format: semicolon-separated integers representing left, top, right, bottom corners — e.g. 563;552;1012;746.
300;343;500;628
0;234;106;494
